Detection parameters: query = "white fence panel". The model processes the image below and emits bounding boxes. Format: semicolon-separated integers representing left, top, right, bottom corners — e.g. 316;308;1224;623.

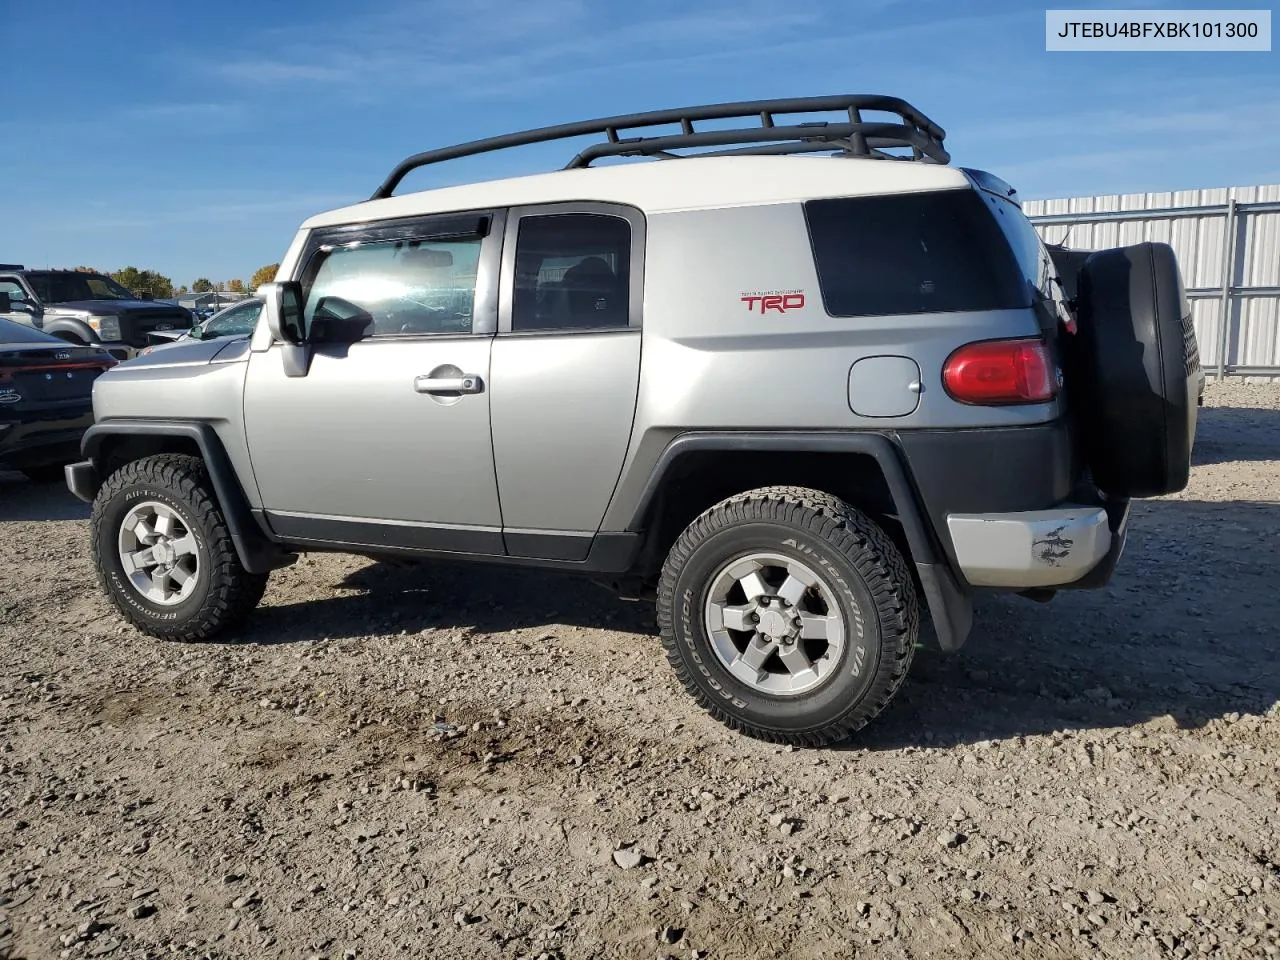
1025;183;1280;377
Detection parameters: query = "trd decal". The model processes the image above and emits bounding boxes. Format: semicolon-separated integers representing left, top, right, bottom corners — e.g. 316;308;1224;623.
741;289;806;314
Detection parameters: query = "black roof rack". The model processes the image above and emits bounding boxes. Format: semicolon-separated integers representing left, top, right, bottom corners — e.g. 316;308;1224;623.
371;94;949;200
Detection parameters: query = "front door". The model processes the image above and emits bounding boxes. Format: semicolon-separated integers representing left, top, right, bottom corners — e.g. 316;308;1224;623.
242;213;506;555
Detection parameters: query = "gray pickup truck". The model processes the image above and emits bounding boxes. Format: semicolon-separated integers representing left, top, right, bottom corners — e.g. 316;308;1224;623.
63;95;1200;745
0;266;192;360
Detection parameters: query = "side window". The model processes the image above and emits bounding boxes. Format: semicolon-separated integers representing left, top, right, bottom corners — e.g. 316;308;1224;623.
302;236;483;338
512;214;630;332
0;280;29;304
804;191;1028;317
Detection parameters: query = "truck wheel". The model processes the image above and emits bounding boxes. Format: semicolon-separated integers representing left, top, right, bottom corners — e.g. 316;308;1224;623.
657;486;918;746
91;454;268;641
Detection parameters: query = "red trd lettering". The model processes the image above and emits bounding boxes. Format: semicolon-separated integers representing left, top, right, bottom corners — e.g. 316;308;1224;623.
741;292;806;313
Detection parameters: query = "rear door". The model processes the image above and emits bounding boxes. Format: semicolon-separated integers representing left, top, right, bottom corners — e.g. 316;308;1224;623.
489;203;644;560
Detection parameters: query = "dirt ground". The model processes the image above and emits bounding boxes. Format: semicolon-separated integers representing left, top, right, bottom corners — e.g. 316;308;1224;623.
1;383;1277;960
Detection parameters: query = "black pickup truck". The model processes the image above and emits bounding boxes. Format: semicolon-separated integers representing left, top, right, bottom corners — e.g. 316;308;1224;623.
0;266;193;360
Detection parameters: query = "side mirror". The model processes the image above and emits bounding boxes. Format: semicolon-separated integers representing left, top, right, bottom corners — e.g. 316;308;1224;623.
260;281;306;345
188;324;205;340
140;292;154;301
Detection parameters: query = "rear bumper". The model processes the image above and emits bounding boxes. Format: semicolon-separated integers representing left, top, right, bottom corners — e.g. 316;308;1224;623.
947;498;1130;589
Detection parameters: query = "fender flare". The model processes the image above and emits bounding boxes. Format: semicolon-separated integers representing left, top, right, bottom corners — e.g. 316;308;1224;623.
39;316;100;344
73;419;293;575
621;430;973;651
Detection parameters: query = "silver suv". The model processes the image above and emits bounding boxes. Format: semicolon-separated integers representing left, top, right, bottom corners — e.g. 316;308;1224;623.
65;96;1200;745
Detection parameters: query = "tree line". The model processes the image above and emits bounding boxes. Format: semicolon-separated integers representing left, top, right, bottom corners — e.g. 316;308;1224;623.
75;264;281;300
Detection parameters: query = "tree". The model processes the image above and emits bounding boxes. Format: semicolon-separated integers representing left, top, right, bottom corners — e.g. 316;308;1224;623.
111;266;174;300
75;266;102;273
249;263;280;290
192;278;213;293
176;285;189;295
227;279;246;294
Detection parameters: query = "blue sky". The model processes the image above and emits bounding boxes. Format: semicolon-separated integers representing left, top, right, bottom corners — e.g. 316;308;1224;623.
5;0;1278;286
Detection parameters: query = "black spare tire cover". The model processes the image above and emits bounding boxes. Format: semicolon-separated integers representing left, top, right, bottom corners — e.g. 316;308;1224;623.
1067;241;1199;498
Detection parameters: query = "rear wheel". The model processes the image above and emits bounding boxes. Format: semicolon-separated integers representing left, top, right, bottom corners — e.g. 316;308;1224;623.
657;486;918;746
91;454;268;640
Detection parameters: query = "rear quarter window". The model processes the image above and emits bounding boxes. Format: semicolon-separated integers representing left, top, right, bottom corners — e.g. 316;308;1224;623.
803;189;1029;317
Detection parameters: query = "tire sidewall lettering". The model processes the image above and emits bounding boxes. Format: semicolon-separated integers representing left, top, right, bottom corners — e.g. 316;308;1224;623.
782;536;867;679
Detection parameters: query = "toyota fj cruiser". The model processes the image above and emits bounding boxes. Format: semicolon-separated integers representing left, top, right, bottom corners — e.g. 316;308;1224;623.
64;96;1200;745
0;266;193;360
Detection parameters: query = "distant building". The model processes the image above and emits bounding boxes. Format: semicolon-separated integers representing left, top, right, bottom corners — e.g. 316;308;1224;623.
177;291;250;312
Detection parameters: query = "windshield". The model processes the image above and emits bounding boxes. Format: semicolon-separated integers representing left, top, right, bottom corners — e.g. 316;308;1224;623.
206;300;262;337
27;272;136;304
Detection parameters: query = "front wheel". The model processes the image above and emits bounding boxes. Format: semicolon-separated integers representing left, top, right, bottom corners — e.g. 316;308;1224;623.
657;486;919;746
91;454;268;640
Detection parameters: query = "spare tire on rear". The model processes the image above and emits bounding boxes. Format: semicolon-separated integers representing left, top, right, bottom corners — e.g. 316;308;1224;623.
1065;241;1199;498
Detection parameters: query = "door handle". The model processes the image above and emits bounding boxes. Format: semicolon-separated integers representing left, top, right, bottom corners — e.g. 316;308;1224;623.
414;374;484;395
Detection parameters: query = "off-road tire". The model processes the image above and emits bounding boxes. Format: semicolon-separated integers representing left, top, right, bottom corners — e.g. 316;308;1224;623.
657;486;919;746
91;454;268;641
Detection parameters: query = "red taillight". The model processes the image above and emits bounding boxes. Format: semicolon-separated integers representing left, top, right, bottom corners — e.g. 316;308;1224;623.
943;338;1057;405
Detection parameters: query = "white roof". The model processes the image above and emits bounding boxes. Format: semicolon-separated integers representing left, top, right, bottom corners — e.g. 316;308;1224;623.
302;156;971;229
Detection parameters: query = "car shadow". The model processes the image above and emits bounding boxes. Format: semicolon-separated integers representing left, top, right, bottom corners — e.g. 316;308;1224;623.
858;495;1280;748
0;470;90;522
1191;405;1280;466
239;496;1278;749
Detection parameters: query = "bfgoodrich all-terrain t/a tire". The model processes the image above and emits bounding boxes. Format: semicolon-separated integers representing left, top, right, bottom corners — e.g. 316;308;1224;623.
91;454;268;641
657;486;919;747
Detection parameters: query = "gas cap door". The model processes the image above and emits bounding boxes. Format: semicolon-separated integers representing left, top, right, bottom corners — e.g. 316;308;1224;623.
847;356;923;418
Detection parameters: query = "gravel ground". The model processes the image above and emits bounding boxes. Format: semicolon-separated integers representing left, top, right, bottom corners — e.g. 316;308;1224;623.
1;382;1277;960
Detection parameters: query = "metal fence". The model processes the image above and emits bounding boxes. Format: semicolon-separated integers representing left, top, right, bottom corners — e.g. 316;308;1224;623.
1024;184;1280;379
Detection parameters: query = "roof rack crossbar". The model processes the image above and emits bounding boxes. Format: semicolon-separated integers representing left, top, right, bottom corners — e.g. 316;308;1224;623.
563;122;944;170
371;94;948;199
692;139;912;161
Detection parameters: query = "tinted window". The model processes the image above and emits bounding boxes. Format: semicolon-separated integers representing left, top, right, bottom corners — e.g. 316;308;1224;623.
303;236;483;337
0;317;60;344
804;190;1028;317
512;214;630;331
982;191;1051;294
26;272;134;303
